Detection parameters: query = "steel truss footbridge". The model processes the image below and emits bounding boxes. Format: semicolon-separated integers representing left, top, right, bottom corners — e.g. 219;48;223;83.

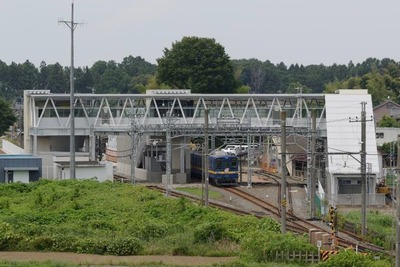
24;89;327;190
24;89;326;138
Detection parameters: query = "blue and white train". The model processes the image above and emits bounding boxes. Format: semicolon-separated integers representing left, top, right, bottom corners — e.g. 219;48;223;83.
191;153;238;186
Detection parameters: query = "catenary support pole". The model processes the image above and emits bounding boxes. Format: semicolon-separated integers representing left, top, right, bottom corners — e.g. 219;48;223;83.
130;116;137;185
165;112;172;197
311;110;317;219
247;134;252;188
204;108;209;206
280;111;287;234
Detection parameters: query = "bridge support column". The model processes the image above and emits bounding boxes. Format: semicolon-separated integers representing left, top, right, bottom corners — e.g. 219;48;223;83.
89;128;96;161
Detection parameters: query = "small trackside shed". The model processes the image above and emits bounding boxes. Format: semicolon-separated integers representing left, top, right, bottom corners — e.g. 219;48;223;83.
0;154;42;183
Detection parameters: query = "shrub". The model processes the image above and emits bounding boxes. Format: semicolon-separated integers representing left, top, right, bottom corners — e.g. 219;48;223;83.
240;231;317;263
31;236;56;251
130;220;169;241
172;245;189;256
0;222;21;250
193;222;228;244
106;236;143;256
74;237;108;255
317;249;386;267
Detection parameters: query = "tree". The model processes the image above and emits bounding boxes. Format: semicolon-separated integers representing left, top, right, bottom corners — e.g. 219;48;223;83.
119;55;156;77
44;63;69;93
364;69;395;106
0;97;16;136
74;67;93;93
377;115;400;128
285;82;311;93
156;36;237;93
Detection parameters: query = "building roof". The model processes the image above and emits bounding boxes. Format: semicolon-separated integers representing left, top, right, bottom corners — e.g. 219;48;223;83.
54;161;105;167
373;100;400;110
0;154;40;159
286;135;307;162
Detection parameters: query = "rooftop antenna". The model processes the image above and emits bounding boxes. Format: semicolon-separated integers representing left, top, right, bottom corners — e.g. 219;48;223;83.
59;0;83;179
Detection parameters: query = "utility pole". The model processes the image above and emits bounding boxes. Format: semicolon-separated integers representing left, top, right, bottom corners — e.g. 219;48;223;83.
349;102;369;236
280;111;287;234
59;1;82;179
310;110;317;219
360;102;367;237
396;173;399;267
204;108;209;206
396;135;400;267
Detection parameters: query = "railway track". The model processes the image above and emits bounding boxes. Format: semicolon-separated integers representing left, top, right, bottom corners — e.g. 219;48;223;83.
221;185;389;255
231;171;390;255
146;185;307;235
131;176;389;255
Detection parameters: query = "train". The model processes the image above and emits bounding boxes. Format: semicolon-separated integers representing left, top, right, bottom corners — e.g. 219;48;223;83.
191;152;239;186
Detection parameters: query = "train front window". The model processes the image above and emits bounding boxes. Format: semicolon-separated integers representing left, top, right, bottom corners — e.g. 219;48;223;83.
231;158;238;168
216;159;223;169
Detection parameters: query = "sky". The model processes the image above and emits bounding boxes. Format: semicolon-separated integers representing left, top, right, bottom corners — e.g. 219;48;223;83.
0;0;399;68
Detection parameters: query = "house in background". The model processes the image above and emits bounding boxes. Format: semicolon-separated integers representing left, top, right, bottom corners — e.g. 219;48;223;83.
373;101;400;173
373;100;400;125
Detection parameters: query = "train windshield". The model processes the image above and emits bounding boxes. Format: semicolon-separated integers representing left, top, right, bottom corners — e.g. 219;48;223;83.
216;159;223;169
231;158;238;168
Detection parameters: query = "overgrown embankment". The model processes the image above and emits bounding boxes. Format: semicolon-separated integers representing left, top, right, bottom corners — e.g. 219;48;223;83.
0;179;313;259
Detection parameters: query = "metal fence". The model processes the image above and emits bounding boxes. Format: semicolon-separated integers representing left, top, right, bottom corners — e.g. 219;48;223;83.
266;251;320;263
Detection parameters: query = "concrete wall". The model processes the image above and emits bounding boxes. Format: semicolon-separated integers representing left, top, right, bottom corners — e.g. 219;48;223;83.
375;127;400;146
1;139;24;154
55;161;113;181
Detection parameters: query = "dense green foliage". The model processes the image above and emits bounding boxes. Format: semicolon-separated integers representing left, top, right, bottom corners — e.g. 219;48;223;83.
156;37;237;94
0;179;313;259
0;56;156;100
337;210;395;249
0;180;393;266
0;97;16;136
318;250;391;267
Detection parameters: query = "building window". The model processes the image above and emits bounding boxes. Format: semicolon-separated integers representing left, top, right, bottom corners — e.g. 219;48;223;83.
376;132;384;138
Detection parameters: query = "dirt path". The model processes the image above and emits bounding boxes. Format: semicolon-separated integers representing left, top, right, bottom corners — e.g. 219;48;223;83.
0;252;238;266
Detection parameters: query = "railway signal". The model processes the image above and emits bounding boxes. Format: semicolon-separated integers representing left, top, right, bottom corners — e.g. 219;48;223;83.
329;206;338;249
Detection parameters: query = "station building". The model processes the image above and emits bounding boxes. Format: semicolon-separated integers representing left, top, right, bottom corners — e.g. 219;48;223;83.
22;89;383;207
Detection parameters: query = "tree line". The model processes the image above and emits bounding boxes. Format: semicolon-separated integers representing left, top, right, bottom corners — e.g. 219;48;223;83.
1;36;400;107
